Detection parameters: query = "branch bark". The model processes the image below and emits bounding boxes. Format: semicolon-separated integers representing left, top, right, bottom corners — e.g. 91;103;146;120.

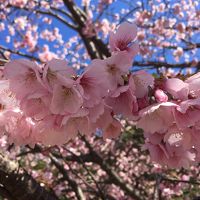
79;136;144;200
63;0;110;59
50;155;86;200
0;151;59;200
0;46;40;62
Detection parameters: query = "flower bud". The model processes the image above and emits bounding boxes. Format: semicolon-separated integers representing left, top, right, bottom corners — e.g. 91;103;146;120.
155;89;168;102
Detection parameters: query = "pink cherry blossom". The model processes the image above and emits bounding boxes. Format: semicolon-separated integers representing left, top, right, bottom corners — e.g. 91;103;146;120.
173;98;200;129
1;14;200;173
10;0;28;7
137;102;177;134
78;62;110;107
92;106;113;131
3;59;45;100
20;93;51;120
109;22;139;57
164;78;189;100
154;89;168;103
103;118;122;139
143;132;163;145
88;101;105;123
185;72;200;97
137;95;150;110
0;80;18;135
34;115;70;146
145;138;195;168
106;77;138;119
39;45;58;62
0;80;18;110
43;59;75;91
164;126;192;150
14;16;28;30
132;70;154;98
5;110;36;146
50;75;83;114
62;108;92;137
91;51;133;90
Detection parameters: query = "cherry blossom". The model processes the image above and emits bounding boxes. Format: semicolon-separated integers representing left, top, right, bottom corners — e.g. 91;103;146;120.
109;22;139;57
2;19;200;170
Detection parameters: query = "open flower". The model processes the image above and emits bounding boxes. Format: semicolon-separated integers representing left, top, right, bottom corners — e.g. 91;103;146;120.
132;70;154;98
185;72;200;97
92;51;133;91
173;98;200;129
78;62;110;107
50;75;83;115
109;22;139;57
33;115;70;146
164;78;189;100
43;59;75;91
62;108;92;137
103;118;122;139
106;76;138;119
4;59;44;100
0;80;19;136
137;102;177;134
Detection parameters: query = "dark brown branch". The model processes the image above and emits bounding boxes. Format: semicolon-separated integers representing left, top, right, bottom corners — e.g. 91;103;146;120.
141;42;200;51
21;144;144;199
0;58;9;66
63;0;110;59
133;60;200;69
8;4;77;30
80;136;144;200
34;9;77;30
0;186;17;200
63;0;86;27
0;46;41;62
64;149;108;200
49;6;74;20
161;177;200;185
63;0;101;59
50;155;86;200
0;152;59;200
142;172;200;185
139;24;200;32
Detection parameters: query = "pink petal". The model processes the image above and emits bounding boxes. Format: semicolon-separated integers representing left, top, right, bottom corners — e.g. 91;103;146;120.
103;119;122;139
165;78;189;100
109;22;137;52
132;70;154;98
50;82;83;114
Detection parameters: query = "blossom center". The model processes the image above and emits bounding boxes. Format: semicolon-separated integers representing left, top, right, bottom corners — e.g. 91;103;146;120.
107;64;118;75
62;86;73;97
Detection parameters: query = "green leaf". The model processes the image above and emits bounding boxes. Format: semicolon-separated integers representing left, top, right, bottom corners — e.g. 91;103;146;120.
33;160;47;170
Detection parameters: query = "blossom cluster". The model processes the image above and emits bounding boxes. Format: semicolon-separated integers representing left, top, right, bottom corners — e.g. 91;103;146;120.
139;74;200;168
0;22;139;145
1;22;200;168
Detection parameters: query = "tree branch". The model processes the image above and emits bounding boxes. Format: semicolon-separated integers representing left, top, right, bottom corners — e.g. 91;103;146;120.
133;60;200;69
50;155;86;200
80;136;144;200
0;46;41;62
63;0;110;59
0;151;59;200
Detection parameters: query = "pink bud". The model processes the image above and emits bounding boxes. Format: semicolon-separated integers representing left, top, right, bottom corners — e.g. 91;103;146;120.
181;175;189;181
155;89;168;102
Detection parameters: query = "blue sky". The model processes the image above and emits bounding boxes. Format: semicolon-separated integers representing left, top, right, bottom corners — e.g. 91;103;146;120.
0;0;199;74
